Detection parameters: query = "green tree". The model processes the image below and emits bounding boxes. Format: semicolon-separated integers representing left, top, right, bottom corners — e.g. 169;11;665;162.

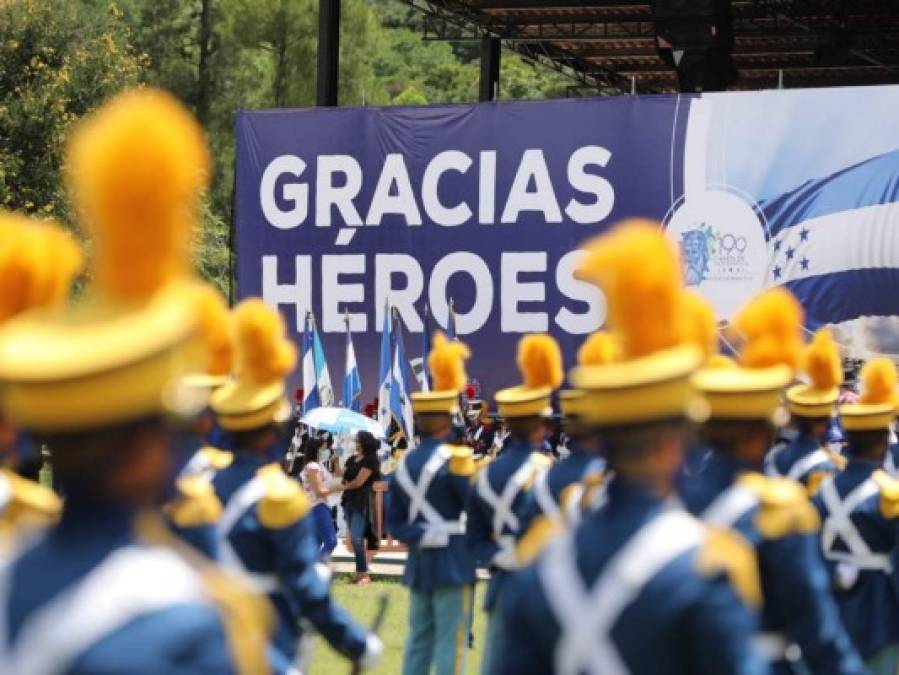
0;0;143;220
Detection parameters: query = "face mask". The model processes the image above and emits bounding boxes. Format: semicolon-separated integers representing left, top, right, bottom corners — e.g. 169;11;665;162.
319;449;330;463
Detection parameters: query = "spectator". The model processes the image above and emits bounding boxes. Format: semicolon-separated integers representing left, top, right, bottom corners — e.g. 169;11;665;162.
332;430;382;584
297;438;338;560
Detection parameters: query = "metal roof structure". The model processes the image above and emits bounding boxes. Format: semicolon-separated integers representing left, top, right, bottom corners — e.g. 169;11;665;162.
403;0;899;94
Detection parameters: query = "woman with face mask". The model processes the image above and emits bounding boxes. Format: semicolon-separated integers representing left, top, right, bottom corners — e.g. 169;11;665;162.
299;437;339;560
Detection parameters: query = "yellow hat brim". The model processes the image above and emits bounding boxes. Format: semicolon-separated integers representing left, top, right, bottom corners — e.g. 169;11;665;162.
786;384;838;418
839;403;895;431
411;390;459;415
559;389;586;417
495;385;552;418
692;365;791;421
570;345;706;427
0;285;197;432
211;379;291;431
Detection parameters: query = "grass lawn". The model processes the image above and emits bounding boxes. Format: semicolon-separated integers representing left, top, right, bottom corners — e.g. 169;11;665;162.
308;577;487;674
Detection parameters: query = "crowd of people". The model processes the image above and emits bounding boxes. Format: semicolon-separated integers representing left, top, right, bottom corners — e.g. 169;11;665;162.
2;81;899;675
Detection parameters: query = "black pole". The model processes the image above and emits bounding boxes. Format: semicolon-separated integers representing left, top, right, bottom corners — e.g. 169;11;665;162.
317;0;341;107
479;37;500;102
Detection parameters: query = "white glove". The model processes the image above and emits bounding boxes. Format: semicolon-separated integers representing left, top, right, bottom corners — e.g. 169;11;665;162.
420;527;449;549
359;633;384;669
835;562;859;591
492;545;522;571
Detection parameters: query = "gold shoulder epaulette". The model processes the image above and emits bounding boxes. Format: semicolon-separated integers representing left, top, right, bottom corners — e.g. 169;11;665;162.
515;514;563;567
4;470;62;526
166;476;223;528
256;464;310;529
806;470;829;497
738;472;820;539
201;446;234;470
447;445;475;477
529;452;553;469
873;470;899;518
695;526;762;609
826;449;847;471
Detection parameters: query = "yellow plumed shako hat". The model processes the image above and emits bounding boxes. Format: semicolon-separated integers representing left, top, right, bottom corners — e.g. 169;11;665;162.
786;328;842;418
495;334;563;418
561;331;620;418
180;282;234;392
570;220;706;428
412;332;469;415
0;88;210;433
210;299;297;431
840;358;897;431
692;287;801;423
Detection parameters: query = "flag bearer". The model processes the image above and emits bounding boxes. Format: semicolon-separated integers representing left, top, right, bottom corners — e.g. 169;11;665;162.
813;358;899;675
387;332;477;675
767;328;845;493
209;298;382;671
685;287;865;675
465;332;562;675
0;88;271;673
497;221;766;675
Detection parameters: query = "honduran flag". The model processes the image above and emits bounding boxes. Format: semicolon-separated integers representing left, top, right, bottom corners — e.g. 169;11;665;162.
762;150;899;326
342;314;362;412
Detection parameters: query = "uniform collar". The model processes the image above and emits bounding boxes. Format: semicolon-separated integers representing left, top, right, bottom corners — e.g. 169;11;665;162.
701;450;757;490
59;492;138;540
502;436;534;456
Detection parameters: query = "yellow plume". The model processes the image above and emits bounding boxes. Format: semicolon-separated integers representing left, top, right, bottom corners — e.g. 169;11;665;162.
731;288;804;371
66;88;209;301
577;331;620;367
802;329;843;391
517;334;563;390
233;299;297;385
428;331;470;392
576;220;683;358
860;358;897;406
0;212;83;323
681;290;719;360
189;283;234;376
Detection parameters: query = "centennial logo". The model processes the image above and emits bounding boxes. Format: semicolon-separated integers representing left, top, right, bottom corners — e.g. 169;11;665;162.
664;187;768;319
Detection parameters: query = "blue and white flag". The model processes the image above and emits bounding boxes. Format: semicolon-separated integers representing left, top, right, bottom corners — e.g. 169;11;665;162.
762;150;899;325
377;301;393;432
312;318;334;407
301;313;321;413
418;304;431;392
391;314;415;445
343;314;362;412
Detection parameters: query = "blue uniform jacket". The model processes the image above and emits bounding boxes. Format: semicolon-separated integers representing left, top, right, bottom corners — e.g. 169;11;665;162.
1;500;240;674
386;436;477;591
681;451;865;675
812;457;899;659
766;431;840;490
497;479;767;675
212;451;367;662
465;437;546;611
518;447;603;533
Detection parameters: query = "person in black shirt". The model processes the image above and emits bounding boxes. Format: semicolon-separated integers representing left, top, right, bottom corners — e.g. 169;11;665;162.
332;430;382;584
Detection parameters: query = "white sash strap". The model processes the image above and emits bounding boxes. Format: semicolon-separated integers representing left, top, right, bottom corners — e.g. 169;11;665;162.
820;478;891;571
0;546;206;675
533;471;562;522
885;450;897;476
216;478;281;593
754;632;790;661
394;446;465;544
700;484;759;529
476;456;543;539
539;509;704;675
764;444;786;478
786;449;831;482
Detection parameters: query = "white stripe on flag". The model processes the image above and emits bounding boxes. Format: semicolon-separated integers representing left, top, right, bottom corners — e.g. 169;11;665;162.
302;350;317;403
768;201;899;286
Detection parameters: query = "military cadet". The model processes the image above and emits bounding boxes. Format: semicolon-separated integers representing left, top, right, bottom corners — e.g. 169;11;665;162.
498;221;765;675
766;328;845;492
465;333;561;675
812;358;899;674
684;287;866;675
209;298;382;670
0;88;271;673
0;212;79;543
386;332;477;675
516;331;617;541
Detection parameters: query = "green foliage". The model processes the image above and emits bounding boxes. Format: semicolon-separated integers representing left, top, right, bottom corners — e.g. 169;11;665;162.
0;0;572;297
0;0;143;220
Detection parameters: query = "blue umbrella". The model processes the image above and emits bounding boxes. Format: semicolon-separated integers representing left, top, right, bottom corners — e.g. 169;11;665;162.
300;406;385;439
